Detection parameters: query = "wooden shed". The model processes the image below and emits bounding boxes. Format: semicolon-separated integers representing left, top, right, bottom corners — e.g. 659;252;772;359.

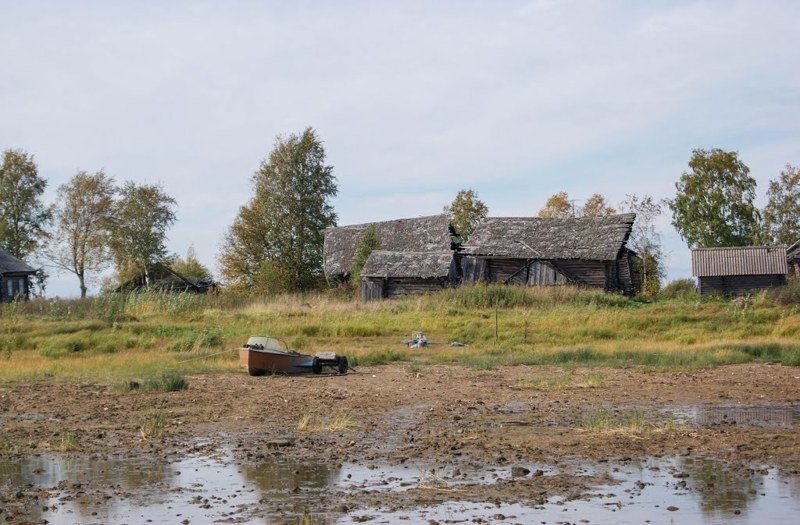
691;246;788;296
0;247;37;303
360;250;458;301
116;262;217;294
459;213;642;294
788;240;800;279
323;215;456;282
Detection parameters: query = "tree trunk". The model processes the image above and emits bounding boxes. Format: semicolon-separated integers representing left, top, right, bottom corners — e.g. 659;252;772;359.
79;272;87;299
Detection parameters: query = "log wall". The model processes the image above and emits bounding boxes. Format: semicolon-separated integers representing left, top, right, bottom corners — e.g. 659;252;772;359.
698;274;787;296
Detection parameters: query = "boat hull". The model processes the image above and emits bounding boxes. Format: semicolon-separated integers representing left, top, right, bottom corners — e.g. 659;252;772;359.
238;348;314;376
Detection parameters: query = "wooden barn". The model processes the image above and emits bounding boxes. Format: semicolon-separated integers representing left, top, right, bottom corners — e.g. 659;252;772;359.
0;247;37;303
788;240;800;279
459;213;642;294
116;262;217;294
691;246;788;296
323;215;456;282
360;250;458;301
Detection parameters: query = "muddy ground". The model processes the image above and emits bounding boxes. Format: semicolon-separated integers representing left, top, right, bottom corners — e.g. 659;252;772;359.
2;362;800;523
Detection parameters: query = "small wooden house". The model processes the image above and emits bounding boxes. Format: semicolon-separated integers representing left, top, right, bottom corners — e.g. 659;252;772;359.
360;250;458;301
0;247;37;302
117;262;217;293
691;246;788;296
788;240;800;279
323;215;456;282
459;213;642;294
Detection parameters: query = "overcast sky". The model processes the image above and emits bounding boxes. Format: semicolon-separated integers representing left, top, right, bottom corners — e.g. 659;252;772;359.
2;0;799;297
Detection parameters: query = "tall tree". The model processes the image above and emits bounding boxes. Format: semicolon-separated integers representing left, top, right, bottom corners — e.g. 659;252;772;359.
49;170;116;297
763;164;800;245
538;191;574;218
109;182;177;285
443;188;488;242
620;194;664;294
582;193;616;217
668;148;761;248
218;127;338;293
0;149;50;258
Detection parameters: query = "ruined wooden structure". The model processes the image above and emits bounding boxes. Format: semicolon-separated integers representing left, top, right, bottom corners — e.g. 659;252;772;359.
459;213;642;294
360;250;458;301
0;247;37;303
323;215;456;282
116;262;217;294
691;246;788;296
788;240;800;279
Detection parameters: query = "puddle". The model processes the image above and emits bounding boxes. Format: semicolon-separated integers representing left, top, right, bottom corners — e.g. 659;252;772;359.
669;404;800;427
2;453;800;524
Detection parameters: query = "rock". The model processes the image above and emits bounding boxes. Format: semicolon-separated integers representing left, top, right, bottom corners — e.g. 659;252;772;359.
511;466;530;477
667;506;679;511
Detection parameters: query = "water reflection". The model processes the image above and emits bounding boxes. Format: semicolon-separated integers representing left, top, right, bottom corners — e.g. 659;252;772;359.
689;405;800;427
681;457;762;517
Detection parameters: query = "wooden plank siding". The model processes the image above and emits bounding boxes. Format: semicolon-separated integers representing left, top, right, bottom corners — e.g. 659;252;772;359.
361;277;450;301
698;274;786;296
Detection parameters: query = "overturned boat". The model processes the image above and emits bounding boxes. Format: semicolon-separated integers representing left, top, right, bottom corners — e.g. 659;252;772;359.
238;336;348;376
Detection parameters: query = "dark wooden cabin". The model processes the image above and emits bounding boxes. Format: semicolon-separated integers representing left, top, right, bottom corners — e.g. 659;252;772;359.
788;240;800;279
360;250;458;301
0;247;37;303
459;213;642;294
692;246;788;296
323;215;456;282
116;262;217;293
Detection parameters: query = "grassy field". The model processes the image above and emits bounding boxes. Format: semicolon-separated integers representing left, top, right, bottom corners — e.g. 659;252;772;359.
1;283;799;384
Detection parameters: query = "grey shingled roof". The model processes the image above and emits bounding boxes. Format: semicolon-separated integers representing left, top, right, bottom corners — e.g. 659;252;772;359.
323;215;454;276
0;247;36;275
361;250;454;279
692;246;788;277
788;240;800;261
461;213;636;260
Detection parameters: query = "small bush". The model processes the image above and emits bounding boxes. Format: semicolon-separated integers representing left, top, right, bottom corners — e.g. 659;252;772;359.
771;279;800;305
660;278;698;300
143;371;188;392
140;412;166;440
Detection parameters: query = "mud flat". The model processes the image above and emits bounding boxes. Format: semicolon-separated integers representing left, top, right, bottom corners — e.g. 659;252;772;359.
2;363;800;523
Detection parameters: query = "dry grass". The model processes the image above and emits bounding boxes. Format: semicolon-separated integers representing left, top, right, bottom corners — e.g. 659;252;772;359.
297;411;357;433
140;411;167;440
1;285;799;385
54;432;80;452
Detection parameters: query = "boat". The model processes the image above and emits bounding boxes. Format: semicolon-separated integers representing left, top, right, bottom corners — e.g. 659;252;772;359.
238;336;348;376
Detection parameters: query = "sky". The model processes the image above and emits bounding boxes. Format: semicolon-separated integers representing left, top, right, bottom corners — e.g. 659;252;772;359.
1;0;799;298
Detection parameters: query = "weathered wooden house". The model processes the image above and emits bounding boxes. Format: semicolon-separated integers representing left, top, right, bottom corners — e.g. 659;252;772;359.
788;240;800;279
323;215;456;282
116;262;217;294
691;246;788;296
0;247;37;303
459;213;642;294
360;250;458;301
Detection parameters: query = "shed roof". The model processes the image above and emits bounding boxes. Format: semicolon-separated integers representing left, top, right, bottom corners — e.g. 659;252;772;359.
323;215;454;276
461;213;636;260
0;247;36;275
361;250;454;279
691;246;788;277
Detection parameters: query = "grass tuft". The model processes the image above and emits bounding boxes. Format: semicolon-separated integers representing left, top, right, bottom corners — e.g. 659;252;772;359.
140;412;166;440
55;432;80;452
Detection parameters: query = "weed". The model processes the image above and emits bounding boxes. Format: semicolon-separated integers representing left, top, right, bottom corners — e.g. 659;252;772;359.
140;412;166;440
143;371;188;392
55;432;80;452
297;411;356;433
582;408;649;432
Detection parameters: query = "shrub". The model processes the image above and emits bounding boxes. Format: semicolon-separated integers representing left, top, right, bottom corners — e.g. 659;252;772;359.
660;278;698;299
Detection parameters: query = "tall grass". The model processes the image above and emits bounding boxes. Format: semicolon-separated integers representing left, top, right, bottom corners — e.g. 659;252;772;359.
1;284;799;383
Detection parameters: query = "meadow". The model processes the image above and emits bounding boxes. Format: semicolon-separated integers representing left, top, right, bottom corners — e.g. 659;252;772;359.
1;282;800;384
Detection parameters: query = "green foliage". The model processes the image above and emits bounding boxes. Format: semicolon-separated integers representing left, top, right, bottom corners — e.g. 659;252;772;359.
49;170;116;298
109;182;177;286
139;411;166;439
660;278;698;300
218;127;337;293
143;371;188;392
170;245;213;282
0;148;51;258
443;188;488;242
763;164;800;245
350;224;379;287
668;148;761;248
770;279;800;305
620;194;664;291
